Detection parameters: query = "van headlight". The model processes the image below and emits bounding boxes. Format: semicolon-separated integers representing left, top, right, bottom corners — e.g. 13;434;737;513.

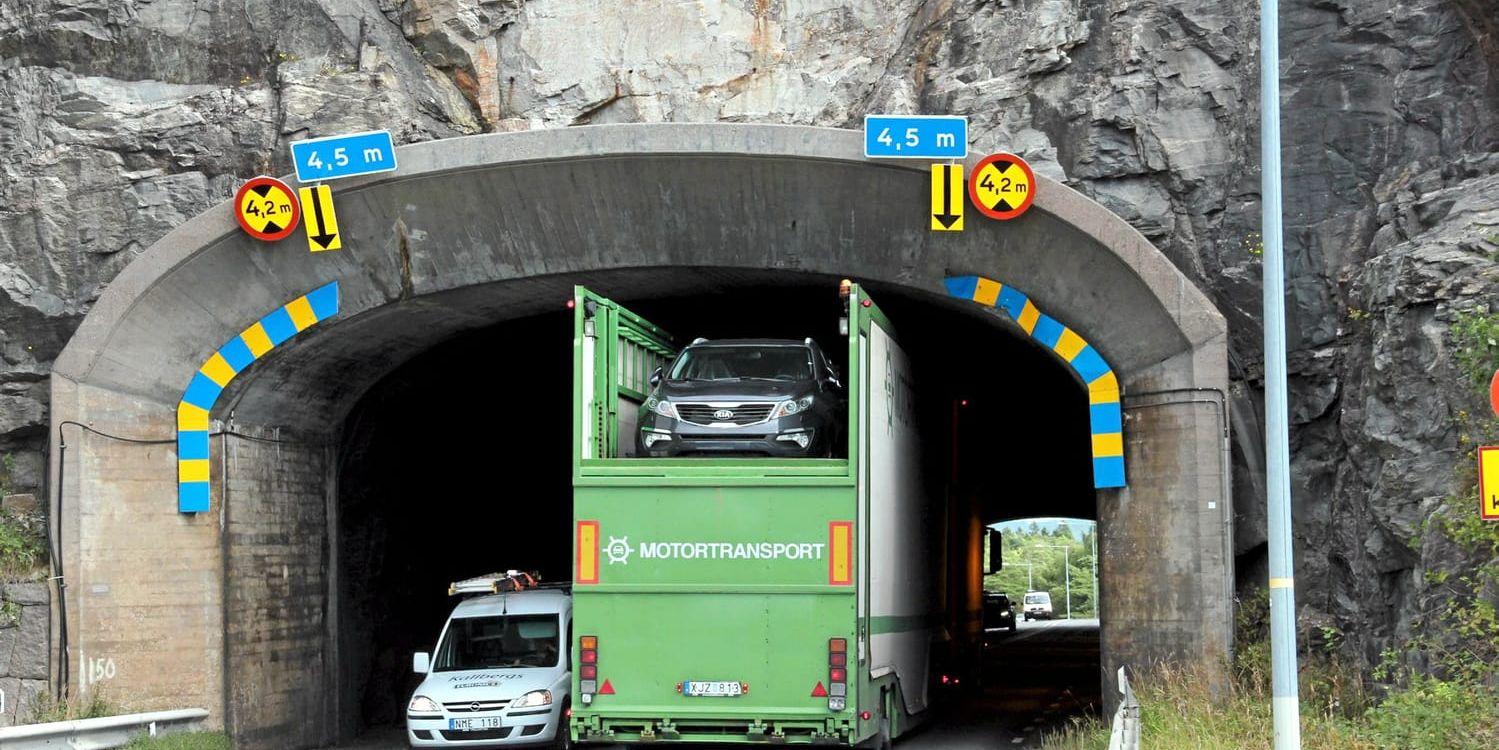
408;695;440;713
770;395;815;419
511;689;553;709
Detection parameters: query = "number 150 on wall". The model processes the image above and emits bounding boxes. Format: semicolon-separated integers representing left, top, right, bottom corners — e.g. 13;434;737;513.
864;115;967;159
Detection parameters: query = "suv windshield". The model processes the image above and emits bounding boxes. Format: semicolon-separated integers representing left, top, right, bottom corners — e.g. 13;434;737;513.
433;614;559;671
669;346;812;381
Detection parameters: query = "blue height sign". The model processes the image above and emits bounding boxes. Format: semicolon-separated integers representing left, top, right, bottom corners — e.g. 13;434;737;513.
290;130;397;183
863;115;967;159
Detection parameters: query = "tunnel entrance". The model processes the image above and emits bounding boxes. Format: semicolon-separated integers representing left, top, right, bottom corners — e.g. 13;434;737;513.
333;274;1097;740
49;124;1229;749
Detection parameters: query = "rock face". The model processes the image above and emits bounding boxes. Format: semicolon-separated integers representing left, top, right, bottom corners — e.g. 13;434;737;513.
1;0;1495;675
0;582;50;726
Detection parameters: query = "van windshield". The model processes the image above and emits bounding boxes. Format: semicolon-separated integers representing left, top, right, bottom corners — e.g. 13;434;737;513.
434;614;559;671
669;346;812;381
1025;593;1049;604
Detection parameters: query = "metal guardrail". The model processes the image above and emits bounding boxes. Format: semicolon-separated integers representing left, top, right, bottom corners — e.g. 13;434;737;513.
1106;667;1141;750
0;708;209;749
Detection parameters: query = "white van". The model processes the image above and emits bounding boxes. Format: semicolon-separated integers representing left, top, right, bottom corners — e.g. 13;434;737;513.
1022;591;1053;621
407;574;572;748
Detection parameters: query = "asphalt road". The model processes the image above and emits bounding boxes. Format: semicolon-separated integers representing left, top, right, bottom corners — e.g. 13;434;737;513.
339;619;1102;750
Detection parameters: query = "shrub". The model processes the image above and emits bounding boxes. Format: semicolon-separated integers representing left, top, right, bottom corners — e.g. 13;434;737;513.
0;508;46;579
25;691;117;723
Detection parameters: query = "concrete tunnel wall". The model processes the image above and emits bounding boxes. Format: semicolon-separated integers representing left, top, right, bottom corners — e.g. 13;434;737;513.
47;124;1230;746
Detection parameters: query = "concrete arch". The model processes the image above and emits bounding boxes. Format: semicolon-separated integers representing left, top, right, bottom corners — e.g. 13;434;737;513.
48;124;1230;746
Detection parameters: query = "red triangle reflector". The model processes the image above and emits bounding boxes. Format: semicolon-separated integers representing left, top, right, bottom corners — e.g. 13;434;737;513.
811;681;828;697
599;679;615;695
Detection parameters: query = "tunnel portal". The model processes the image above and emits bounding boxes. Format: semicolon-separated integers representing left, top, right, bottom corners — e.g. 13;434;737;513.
48;124;1230;748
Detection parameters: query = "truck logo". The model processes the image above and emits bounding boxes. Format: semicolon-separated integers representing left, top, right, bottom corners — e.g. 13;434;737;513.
469;702;481;712
605;536;632;565
714;409;734;420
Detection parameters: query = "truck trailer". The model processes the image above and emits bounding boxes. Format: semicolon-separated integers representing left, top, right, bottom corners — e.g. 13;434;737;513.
568;282;952;746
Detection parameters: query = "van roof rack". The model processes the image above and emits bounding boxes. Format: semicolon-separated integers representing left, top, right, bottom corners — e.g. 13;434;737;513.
449;570;569;596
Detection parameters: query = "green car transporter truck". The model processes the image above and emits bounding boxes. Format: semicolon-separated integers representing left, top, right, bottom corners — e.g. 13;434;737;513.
568;282;967;747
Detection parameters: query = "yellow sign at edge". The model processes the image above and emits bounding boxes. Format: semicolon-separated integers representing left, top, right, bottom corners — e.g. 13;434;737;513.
930;163;963;231
297;184;342;253
1482;446;1499;520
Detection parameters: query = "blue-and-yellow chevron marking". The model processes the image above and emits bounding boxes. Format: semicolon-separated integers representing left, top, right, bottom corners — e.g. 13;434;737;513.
944;275;1126;489
177;282;340;512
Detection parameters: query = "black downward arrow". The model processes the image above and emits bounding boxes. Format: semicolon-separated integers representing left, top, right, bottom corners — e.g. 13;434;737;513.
934;164;960;228
309;188;337;248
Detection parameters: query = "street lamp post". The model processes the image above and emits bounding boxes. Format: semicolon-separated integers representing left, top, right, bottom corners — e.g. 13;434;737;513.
1262;0;1302;747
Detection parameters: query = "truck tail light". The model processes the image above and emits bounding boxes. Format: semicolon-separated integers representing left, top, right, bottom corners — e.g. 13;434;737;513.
580;635;600;705
827;637;848;711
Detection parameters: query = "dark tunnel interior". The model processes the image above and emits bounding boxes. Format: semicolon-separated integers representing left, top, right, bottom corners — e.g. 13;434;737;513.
334;275;1097;734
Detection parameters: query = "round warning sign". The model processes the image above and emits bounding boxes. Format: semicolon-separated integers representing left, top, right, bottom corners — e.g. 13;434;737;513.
234;176;300;241
968;153;1037;221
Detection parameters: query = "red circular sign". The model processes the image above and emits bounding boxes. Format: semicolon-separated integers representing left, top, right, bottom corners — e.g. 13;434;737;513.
968;152;1037;221
1489;370;1499;418
233;176;301;242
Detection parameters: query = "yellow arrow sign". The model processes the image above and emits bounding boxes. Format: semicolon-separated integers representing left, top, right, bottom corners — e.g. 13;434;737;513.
1482;446;1499;520
930;164;963;231
298;184;341;253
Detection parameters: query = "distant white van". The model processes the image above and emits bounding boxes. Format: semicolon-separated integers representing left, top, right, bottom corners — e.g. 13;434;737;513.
407;573;572;748
1022;591;1053;621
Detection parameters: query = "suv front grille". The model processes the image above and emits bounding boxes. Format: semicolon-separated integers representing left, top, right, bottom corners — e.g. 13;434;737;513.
676;402;775;426
444;699;511;712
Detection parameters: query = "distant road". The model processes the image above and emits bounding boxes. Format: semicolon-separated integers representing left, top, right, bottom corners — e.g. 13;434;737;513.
338;619;1103;750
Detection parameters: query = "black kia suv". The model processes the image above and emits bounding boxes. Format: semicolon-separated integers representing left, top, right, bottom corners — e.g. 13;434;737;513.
636;338;845;458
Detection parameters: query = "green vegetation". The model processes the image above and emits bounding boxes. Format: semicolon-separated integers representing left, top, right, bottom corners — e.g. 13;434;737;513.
984;520;1096;618
124;731;233;750
1041;599;1499;749
1044;308;1499;748
25;691;117;723
0;507;45;580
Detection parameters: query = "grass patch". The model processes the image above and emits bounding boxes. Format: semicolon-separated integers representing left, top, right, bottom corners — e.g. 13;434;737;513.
124;731;233;750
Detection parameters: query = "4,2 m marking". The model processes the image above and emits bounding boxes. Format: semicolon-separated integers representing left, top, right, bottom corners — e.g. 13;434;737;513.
978;173;1028;194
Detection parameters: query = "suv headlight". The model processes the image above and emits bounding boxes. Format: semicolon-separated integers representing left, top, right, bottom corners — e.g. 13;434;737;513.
408;695;440;713
645;396;678;419
511;689;553;709
770;395;815;419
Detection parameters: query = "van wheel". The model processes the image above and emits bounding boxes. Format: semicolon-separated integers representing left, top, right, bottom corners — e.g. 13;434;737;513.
553;702;573;750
